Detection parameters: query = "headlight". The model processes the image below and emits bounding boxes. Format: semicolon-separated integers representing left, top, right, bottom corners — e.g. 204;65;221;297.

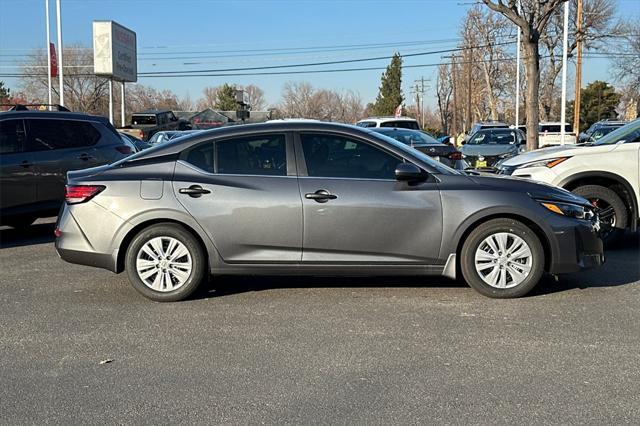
519;157;570;169
540;201;594;220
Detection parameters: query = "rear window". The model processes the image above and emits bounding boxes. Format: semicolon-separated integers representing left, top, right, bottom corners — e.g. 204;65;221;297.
26;119;101;151
0;119;25;154
380;120;420;130
540;124;571;133
132;115;157;125
356;121;377;128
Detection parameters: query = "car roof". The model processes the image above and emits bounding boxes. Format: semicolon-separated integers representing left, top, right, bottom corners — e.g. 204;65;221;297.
357;117;418;122
0;110;109;122
125;122;378;160
135;109;173;114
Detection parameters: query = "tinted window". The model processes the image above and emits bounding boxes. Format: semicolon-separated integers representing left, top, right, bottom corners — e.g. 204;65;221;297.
380;120;420;130
301;133;401;180
26;119;101;151
540;124;571;133
373;129;440;146
216;134;286;176
132;115;156;125
0;119;25;154
593;120;640;145
184;142;214;173
356;121;377;128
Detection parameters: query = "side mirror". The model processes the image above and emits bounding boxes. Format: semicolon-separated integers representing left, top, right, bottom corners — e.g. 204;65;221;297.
395;162;425;181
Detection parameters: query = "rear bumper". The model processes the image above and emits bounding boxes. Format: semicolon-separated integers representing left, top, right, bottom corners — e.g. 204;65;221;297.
548;220;604;274
54;203;119;273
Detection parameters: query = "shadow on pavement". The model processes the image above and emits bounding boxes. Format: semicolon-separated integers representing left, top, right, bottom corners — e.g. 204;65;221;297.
0;221;56;249
197;232;640;300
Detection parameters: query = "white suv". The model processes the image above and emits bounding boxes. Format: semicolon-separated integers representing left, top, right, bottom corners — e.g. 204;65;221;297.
498;119;640;243
356;117;420;130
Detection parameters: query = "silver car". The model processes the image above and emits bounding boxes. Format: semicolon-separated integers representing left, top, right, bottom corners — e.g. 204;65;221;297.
55;122;604;301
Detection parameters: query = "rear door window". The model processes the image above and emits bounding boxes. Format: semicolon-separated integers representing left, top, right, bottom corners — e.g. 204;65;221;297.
132;115;157;125
216;134;286;176
26;119;101;151
0;119;26;154
183;142;214;173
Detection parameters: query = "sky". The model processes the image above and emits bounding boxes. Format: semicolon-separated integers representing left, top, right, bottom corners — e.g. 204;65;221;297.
0;0;639;110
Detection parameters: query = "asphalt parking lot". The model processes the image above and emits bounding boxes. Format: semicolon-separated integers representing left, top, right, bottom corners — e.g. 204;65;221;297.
1;220;639;424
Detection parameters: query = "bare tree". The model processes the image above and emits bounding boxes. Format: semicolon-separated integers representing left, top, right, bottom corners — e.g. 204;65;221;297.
436;64;453;134
196;86;219;110
481;0;567;150
242;84;266;110
279;82;364;122
19;44;109;114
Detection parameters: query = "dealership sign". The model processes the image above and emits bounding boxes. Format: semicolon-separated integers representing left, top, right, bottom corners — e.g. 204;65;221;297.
92;21;137;82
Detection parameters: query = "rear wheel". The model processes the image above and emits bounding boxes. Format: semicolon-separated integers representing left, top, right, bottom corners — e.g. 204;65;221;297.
572;185;627;245
125;223;206;302
460;218;544;298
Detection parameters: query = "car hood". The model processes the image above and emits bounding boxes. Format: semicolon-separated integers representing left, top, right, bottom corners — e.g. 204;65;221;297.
468;173;591;206
500;144;584;166
461;144;518;156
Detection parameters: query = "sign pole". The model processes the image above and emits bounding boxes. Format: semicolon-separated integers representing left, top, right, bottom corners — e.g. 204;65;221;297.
108;79;113;125
45;0;52;109
121;82;125;127
55;0;63;106
560;0;569;146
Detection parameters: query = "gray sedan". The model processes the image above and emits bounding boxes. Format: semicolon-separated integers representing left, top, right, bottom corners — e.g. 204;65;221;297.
55;122;603;301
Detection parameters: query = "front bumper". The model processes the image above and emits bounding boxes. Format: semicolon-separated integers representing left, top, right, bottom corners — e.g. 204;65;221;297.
548;219;604;274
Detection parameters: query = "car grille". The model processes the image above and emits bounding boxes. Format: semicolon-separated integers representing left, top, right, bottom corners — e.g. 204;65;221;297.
464;155;501;168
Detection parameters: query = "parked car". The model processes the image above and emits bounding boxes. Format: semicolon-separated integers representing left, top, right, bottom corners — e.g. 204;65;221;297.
55;121;603;301
469;121;509;136
371;127;463;169
356;116;420;130
118;110;191;141
497;118;640;243
119;132;151;151
461;128;526;170
0;110;134;228
538;122;577;147
579;119;627;143
148;130;202;146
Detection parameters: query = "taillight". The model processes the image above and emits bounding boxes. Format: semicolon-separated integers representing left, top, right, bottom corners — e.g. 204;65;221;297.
140;130;145;139
116;145;132;154
448;151;463;160
65;185;105;204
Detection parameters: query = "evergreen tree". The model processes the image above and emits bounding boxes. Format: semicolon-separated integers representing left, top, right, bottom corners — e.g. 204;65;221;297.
0;81;10;103
214;83;239;111
568;81;621;132
371;53;403;116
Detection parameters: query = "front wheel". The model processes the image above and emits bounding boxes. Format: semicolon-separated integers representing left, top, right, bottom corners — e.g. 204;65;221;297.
572;185;627;245
125;223;207;302
460;218;545;298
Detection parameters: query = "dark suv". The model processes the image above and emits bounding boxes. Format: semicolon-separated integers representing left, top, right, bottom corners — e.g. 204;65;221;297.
0;110;133;228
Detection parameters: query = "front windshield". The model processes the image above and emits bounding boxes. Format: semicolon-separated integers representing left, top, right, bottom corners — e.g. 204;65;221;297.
375;129;439;146
467;131;516;145
368;131;460;175
592;119;640;146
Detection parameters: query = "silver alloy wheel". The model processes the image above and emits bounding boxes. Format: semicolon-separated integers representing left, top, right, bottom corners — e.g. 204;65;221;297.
474;232;533;289
136;236;193;292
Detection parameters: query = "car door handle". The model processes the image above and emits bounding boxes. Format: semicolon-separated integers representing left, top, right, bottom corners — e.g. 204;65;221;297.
179;185;211;198
305;189;337;203
77;153;95;161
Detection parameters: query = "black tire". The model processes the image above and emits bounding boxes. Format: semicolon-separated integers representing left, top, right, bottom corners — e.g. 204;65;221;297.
125;223;206;302
460;218;545;298
572;185;627;245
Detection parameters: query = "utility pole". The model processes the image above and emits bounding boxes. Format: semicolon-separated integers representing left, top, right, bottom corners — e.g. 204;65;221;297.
55;0;64;106
573;0;584;134
412;77;428;129
451;55;458;140
560;0;569;146
466;47;472;132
